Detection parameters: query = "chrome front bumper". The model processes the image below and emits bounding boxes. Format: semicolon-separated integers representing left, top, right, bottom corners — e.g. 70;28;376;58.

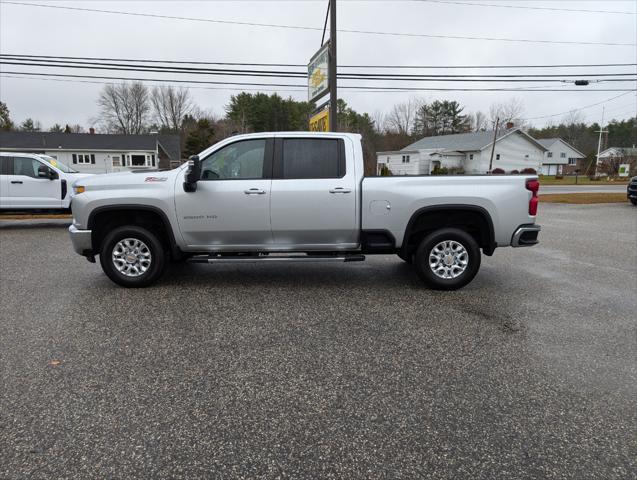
69;224;93;255
511;224;541;247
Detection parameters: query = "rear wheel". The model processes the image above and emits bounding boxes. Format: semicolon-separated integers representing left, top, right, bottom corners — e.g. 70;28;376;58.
414;228;481;290
99;226;166;287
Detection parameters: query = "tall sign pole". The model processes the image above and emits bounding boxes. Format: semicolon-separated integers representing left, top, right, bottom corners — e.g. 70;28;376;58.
328;0;337;131
488;117;499;173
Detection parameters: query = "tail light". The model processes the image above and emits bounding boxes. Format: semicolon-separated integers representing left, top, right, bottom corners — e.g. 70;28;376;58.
526;179;539;216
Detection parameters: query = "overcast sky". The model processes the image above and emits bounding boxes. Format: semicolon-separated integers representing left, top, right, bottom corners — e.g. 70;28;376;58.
0;0;635;131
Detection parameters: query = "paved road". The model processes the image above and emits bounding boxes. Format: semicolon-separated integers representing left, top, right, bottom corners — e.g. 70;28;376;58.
541;184;628;194
1;203;635;479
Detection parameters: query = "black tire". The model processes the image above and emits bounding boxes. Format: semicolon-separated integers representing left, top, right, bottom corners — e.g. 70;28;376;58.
397;251;413;264
630;198;637;206
99;225;166;287
413;228;481;291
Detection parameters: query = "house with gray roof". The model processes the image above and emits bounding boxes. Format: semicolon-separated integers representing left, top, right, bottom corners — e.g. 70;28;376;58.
0;131;182;173
536;138;586;175
376;128;548;175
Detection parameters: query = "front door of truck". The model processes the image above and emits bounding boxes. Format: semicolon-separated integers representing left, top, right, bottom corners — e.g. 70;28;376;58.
270;137;358;249
8;156;62;209
175;138;273;249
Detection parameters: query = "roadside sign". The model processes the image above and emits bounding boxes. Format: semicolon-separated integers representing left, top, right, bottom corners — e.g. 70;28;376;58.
618;164;630;177
308;43;329;102
309;108;330;132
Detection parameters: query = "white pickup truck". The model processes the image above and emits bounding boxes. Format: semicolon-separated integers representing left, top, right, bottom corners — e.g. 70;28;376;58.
68;132;540;289
0;152;92;210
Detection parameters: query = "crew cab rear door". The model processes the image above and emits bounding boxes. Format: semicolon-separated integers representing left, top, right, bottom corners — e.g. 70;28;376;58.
270;136;358;249
174;138;274;249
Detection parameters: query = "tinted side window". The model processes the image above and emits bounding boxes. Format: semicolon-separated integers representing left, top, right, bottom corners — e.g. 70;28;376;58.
200;139;266;180
0;157;12;175
13;157;43;178
281;139;342;179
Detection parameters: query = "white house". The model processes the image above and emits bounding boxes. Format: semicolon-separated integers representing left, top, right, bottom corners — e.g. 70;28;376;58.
536;138;585;175
377;128;547;175
0;131;181;173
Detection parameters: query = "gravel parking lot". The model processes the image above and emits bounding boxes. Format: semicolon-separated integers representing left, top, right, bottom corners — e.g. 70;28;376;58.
1;203;635;479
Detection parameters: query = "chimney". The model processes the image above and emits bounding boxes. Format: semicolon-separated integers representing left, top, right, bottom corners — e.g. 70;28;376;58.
89;127;95;134
506;122;514;130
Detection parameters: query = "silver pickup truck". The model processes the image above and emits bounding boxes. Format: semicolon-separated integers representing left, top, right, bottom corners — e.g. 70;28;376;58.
69;132;540;289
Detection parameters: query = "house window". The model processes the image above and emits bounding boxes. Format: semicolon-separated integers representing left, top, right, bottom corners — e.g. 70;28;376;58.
112;156;121;167
151;154;156;167
496;154;500;160
72;153;95;164
469;154;474;160
568;158;577;165
547;152;553;158
402;155;410;163
131;155;146;166
560;152;566;158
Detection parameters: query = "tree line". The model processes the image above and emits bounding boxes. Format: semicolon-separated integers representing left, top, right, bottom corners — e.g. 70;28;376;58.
1;82;634;175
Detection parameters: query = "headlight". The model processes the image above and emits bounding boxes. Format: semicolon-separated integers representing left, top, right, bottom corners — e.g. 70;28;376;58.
73;185;85;194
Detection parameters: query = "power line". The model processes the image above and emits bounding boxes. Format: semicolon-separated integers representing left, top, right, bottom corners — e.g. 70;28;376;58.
1;70;634;92
2;59;635;83
1;1;635;47
3;53;636;71
522;91;634;120
417;0;637;15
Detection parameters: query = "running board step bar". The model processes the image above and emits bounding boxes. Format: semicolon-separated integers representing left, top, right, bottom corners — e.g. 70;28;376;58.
188;254;366;264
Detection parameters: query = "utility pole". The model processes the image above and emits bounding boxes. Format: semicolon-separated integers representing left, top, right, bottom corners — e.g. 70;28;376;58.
488;117;499;173
594;107;607;178
328;0;337;132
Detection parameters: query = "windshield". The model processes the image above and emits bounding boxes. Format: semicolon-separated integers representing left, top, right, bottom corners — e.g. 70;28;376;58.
38;155;78;173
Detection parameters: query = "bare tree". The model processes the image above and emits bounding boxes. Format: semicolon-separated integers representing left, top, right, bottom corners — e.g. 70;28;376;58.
489;98;527;132
150;85;194;132
371;110;386;134
471;111;488;132
97;82;150;134
386;98;417;136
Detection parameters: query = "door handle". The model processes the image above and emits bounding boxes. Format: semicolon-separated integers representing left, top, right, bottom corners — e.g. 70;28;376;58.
11;181;23;184
244;188;266;195
329;187;351;194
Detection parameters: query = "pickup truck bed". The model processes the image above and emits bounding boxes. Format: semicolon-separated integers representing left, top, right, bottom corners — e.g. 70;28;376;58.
68;132;540;289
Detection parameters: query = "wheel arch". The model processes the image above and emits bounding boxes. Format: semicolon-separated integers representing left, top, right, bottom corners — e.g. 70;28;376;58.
401;204;496;257
87;205;181;258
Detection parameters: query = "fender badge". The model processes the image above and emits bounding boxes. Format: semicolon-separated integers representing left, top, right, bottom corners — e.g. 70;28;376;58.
145;177;167;182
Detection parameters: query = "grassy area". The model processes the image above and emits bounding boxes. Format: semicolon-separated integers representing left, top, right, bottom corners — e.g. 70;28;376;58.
539;175;629;185
540;193;628;204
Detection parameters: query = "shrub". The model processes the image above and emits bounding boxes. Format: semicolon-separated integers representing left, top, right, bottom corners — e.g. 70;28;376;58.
379;164;392;176
431;166;449;175
555;175;564;180
491;168;505;174
510;169;520;174
448;167;465;175
521;168;537;174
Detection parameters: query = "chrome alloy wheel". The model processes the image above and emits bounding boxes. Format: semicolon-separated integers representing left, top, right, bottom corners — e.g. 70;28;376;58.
429;240;469;279
112;238;152;277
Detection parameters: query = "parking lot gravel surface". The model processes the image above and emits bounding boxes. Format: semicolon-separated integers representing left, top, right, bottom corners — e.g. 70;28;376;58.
1;203;635;479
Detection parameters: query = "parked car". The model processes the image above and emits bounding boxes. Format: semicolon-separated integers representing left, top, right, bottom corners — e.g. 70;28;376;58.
628;176;637;205
0;152;93;210
68;132;541;289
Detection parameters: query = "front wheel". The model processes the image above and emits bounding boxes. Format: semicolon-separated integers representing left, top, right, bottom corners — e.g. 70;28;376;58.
414;228;481;290
99;226;166;287
630;198;637;206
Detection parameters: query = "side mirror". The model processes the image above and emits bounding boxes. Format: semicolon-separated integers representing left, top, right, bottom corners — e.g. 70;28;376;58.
183;155;201;192
38;165;56;179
